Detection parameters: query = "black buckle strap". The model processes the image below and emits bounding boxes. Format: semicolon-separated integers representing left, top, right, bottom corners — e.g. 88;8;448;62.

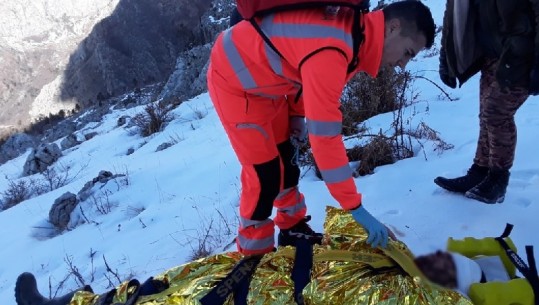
291;239;314;305
200;240;314;305
527;246;538;278
232;257;260;305
495;223;539;305
199;255;262;305
499;223;513;238
495;224;532;278
525;246;539;305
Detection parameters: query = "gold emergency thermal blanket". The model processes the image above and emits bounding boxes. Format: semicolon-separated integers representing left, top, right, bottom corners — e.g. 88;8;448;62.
71;206;473;305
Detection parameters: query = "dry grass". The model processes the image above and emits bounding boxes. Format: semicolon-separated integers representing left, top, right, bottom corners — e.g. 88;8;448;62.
341;69;409;135
131;100;177;137
300;68;453;179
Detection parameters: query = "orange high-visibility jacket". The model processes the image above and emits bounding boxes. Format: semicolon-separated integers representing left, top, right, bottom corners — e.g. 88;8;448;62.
210;8;385;210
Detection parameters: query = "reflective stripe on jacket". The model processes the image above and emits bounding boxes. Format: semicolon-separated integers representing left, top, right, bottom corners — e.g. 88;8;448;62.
209;9;385;210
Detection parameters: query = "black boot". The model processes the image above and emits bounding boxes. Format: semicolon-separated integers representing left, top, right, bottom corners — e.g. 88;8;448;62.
278;215;323;247
15;272;93;305
465;168;510;204
434;164;489;194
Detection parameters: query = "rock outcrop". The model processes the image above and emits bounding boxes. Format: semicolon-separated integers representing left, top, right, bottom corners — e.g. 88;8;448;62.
0;0;213;134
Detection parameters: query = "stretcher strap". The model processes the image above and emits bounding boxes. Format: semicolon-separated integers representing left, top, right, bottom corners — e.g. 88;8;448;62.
495;223;538;305
525;246;539;305
199;255;262;305
291;240;314;305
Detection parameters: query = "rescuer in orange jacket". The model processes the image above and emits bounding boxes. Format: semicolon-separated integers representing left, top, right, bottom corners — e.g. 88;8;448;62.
207;0;436;256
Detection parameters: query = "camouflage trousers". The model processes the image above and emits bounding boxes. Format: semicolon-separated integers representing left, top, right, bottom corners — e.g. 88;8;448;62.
474;58;529;170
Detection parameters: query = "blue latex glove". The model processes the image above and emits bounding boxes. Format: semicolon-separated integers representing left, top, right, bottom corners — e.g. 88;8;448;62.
350;205;389;248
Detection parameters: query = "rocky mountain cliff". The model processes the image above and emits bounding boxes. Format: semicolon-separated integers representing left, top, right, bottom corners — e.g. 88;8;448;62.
60;0;213;107
0;0;228;138
0;0;120;134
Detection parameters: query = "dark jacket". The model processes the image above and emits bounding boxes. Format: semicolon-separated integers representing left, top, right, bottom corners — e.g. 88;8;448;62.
440;0;539;89
230;8;243;27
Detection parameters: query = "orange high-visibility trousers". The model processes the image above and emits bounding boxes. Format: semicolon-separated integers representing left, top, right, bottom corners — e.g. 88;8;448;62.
208;68;307;255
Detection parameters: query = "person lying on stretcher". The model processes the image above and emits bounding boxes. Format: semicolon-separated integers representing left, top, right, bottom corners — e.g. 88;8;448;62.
13;208;537;305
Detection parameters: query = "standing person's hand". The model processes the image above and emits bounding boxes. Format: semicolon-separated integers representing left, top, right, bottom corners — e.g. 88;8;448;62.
439;45;457;89
529;65;539;95
440;73;457;89
289;116;307;144
350;205;389;248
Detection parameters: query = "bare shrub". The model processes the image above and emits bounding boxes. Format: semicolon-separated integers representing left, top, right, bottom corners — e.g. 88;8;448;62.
63;254;87;287
409;122;454;155
186;103;209;120
102;255;125;288
1;161;88;211
341;69;408;135
182;205;237;261
389;71;417;160
49;250;130;297
112;165;131;188
91;190;114;215
352;136;396;176
1;179;37;209
40;162;87;192
300;68;454;179
170;132;185;144
131;101;176;137
193;108;208;120
189;225;213;261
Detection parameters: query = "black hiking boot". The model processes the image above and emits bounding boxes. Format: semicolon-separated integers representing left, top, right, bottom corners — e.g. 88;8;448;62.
465;168;510;204
15;272;93;305
278;215;323;247
434;164;489;194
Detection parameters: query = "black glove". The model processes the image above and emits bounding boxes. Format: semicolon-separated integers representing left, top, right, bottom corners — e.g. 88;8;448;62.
440;72;457;89
439;44;457;89
529;65;539;95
